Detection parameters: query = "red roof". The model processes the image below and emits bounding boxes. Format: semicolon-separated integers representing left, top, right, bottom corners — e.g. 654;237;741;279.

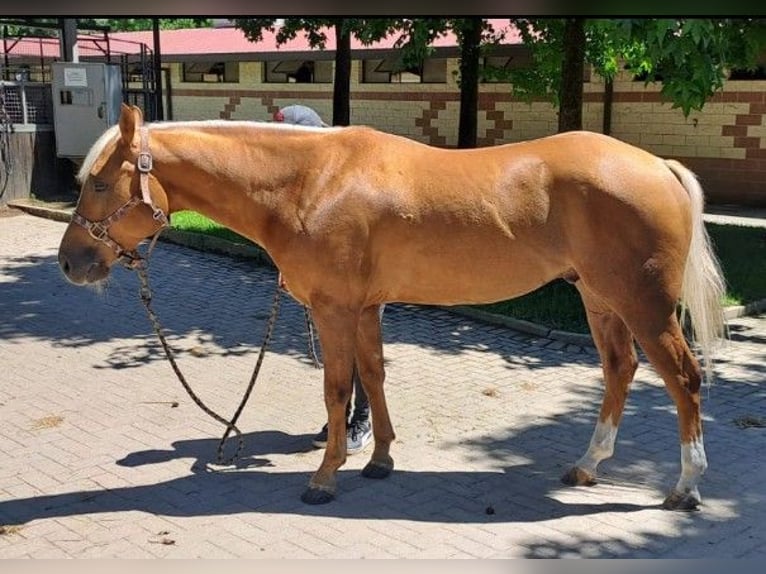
107;19;520;56
1;19;520;60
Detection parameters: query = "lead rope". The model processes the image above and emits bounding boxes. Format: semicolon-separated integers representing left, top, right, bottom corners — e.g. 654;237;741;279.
304;306;322;368
136;262;282;465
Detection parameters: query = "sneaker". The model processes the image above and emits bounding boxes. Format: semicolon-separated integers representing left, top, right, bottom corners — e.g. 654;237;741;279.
346;417;372;455
311;423;329;449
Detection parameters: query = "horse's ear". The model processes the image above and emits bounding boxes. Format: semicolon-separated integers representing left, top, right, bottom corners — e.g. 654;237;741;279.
118;104;143;150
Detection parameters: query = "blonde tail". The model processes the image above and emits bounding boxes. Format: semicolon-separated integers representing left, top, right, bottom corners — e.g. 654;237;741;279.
665;159;727;384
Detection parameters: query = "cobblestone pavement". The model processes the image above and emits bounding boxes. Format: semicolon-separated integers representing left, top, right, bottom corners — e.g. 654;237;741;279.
0;212;764;558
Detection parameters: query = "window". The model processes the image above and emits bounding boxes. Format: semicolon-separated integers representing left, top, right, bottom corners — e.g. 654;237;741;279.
728;64;766;80
480;56;513;83
182;61;238;83
479;52;589;83
125;62;150;83
264;60;332;83
1;61;48;83
361;56;446;84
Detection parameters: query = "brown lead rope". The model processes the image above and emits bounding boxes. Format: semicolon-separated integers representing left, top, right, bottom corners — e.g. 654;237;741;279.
136;263;281;465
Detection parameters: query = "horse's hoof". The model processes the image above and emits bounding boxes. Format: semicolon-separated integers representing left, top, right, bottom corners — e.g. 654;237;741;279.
561;466;597;487
300;487;335;505
361;460;393;479
662;490;701;511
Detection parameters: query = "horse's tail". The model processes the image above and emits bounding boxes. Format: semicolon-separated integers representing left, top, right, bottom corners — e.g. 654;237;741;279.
664;159;727;384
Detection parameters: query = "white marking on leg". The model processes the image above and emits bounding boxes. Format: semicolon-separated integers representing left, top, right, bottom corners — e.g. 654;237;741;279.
674;436;707;501
576;420;618;475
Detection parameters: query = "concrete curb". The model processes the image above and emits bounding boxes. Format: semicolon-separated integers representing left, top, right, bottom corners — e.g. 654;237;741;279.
445;305;594;347
723;298;766;320
6;200;73;223
9;198;763;348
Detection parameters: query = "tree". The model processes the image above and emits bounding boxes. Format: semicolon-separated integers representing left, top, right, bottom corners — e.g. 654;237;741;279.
235;18;393;126
509;18;766;132
235;18;507;143
615;19;766;116
455;18;483;148
557;18;586;133
357;18;506;148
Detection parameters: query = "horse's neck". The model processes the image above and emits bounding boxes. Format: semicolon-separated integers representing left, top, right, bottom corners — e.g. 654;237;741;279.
152;126;307;247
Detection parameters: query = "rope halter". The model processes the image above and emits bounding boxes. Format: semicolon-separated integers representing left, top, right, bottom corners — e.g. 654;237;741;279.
71;126;169;268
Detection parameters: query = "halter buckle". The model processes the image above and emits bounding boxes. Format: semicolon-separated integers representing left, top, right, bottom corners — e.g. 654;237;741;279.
152;207;167;223
137;151;153;173
87;222;110;242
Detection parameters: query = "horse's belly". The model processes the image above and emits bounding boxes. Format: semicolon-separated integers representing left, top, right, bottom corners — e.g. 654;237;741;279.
382;248;562;306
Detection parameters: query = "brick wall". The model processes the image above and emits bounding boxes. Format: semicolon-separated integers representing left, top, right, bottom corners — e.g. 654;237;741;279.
166;60;766;206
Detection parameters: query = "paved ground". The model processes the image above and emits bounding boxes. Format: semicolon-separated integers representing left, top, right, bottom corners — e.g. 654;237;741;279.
0;212;764;558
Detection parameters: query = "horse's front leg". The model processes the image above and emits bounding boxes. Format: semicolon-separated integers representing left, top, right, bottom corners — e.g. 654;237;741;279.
301;305;357;505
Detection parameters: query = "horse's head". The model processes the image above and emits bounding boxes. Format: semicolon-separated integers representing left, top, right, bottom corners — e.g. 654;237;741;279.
58;104;169;285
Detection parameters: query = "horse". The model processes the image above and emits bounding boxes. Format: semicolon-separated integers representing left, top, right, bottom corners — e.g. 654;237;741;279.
58;104;726;509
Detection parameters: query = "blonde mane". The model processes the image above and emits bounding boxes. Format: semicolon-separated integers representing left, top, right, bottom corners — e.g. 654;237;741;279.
77;124;120;183
77;119;342;183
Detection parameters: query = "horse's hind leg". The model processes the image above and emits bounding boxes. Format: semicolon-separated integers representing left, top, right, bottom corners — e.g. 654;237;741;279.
631;314;707;511
562;288;638;487
354;304;396;479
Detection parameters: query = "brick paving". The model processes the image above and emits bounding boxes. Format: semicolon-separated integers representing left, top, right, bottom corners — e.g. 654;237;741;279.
0;211;764;558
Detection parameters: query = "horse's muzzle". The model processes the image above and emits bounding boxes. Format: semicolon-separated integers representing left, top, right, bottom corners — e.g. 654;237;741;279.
58;246;110;285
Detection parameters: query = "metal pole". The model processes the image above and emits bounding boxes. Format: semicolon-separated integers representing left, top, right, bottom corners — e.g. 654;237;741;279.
152;18;163;120
59;18;78;62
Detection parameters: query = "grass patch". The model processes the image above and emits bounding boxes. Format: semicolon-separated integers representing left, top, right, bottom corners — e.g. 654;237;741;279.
476;279;585;333
708;223;766;307
170;211;251;245
170;212;765;334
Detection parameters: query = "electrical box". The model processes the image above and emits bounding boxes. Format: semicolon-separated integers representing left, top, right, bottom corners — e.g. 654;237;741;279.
51;62;123;158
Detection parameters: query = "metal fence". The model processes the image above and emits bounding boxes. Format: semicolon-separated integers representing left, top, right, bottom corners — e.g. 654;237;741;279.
1;81;53;125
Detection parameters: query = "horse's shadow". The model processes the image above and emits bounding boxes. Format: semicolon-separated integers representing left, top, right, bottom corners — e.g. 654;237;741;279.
0;429;651;527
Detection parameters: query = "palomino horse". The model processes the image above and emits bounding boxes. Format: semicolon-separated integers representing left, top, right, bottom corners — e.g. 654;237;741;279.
58;104;726;509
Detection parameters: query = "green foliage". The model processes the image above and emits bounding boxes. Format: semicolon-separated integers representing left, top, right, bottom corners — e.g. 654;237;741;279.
89;18;212;31
707;223;766;306
0;18;60;37
620;19;766;115
1;18;212;37
505;19;566;105
235;18;506;78
509;18;766;116
234;18;386;49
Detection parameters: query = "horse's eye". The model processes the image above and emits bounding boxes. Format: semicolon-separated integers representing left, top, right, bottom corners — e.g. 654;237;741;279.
93;180;108;193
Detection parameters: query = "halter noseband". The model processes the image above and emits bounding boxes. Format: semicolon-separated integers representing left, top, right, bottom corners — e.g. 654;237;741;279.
71;126;169;268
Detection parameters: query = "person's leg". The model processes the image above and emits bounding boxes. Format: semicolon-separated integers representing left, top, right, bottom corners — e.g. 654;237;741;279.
351;366;369;421
345;364;372;454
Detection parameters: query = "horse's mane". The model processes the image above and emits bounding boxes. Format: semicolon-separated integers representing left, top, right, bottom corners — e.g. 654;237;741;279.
77;119;343;183
77;124;120;183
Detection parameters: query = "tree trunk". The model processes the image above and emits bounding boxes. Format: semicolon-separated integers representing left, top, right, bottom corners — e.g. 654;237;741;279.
457;17;482;148
333;20;351;126
558;18;586;133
